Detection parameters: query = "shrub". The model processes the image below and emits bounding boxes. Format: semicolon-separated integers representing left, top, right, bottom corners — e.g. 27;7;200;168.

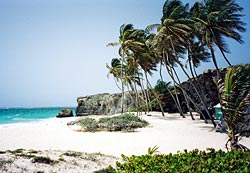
94;165;117;173
73;113;148;132
101;148;250;173
31;156;57;165
75;117;99;132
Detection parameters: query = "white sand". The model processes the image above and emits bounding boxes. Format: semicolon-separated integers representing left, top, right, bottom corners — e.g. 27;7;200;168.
1;112;250;157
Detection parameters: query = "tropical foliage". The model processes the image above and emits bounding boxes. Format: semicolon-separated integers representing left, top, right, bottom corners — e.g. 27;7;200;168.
217;64;250;150
68;113;149;132
97;148;250;173
106;0;247;148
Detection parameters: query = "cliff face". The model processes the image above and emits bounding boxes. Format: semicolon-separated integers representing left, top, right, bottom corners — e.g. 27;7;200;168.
76;93;134;116
75;68;226;116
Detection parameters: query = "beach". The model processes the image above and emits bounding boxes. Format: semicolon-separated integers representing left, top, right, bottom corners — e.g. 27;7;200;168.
1;112;250;156
1;112;250;172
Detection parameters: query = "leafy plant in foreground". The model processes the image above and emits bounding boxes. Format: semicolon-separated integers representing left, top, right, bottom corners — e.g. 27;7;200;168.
101;148;250;173
217;64;250;150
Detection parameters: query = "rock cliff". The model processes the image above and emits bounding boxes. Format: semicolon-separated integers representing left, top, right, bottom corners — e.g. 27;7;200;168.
76;93;135;116
76;68;226;116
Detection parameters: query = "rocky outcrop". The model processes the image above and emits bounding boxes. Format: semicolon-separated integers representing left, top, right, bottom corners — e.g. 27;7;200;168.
56;109;73;118
76;93;134;116
75;68;226;116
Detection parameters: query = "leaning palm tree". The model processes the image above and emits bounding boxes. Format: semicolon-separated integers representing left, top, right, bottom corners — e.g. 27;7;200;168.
106;58;122;91
154;0;214;122
217;64;250;150
107;24;135;114
190;0;246;76
154;0;191;118
125;28;166;116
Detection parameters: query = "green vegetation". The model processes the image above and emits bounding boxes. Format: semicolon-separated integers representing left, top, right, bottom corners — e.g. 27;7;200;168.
63;151;82;157
73;113;149;132
106;0;246;124
7;148;24;154
99;148;250;173
31;156;57;165
94;166;117;173
217;65;250;150
75;117;99;132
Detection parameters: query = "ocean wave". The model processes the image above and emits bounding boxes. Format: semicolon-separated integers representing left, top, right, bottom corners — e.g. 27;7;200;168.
12;118;36;121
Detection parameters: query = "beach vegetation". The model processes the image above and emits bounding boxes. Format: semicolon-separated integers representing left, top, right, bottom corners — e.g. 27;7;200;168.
99;148;250;172
94;166;117;173
106;0;246;124
31;156;57;165
217;64;250;150
7;148;24;155
71;113;149;132
75;117;99;132
190;0;246;76
0;151;6;154
63;151;82;157
58;157;65;162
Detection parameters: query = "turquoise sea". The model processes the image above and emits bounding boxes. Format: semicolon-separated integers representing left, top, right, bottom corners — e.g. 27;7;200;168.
0;107;75;125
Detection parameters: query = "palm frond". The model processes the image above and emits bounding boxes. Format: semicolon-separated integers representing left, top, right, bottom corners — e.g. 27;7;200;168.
218;64;250;150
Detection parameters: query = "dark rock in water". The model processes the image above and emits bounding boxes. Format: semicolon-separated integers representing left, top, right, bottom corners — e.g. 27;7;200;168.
56;109;73;118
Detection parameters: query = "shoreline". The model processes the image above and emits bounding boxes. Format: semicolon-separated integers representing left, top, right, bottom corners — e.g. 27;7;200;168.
1;112;249;157
1;112;250;172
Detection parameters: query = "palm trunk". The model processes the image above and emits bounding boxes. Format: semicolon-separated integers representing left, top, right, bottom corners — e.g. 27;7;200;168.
219;47;232;66
209;45;222;79
133;81;140;116
176;61;216;127
138;72;150;113
162;54;185;118
159;62;181;114
120;52;125;115
171;65;194;120
145;74;165;117
170;39;215;126
167;65;209;123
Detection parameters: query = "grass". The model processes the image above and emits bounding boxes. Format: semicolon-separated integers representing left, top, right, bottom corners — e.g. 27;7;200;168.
71;113;149;132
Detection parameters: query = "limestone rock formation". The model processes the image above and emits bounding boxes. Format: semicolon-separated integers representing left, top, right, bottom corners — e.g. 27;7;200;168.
56;109;73;118
75;68;226;116
76;93;134;116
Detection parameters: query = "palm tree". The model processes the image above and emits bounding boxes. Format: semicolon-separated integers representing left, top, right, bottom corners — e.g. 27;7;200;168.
217;64;250;150
124;28;166;116
106;58;122;91
154;0;218;125
153;0;191;118
107;24;135;114
186;41;211;79
190;0;246;76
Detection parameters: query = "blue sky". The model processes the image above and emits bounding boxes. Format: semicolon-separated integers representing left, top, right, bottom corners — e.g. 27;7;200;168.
0;0;249;107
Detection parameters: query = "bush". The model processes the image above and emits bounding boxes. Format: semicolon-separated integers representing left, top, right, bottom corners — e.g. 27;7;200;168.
31;156;57;165
73;113;148;132
75;117;99;132
101;148;250;173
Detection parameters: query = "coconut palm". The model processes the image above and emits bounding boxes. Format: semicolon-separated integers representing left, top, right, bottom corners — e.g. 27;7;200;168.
154;0;191;118
155;0;219;125
186;41;211;79
106;58;122;91
217;64;250;150
124;28;166;116
190;0;246;76
107;24;135;114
